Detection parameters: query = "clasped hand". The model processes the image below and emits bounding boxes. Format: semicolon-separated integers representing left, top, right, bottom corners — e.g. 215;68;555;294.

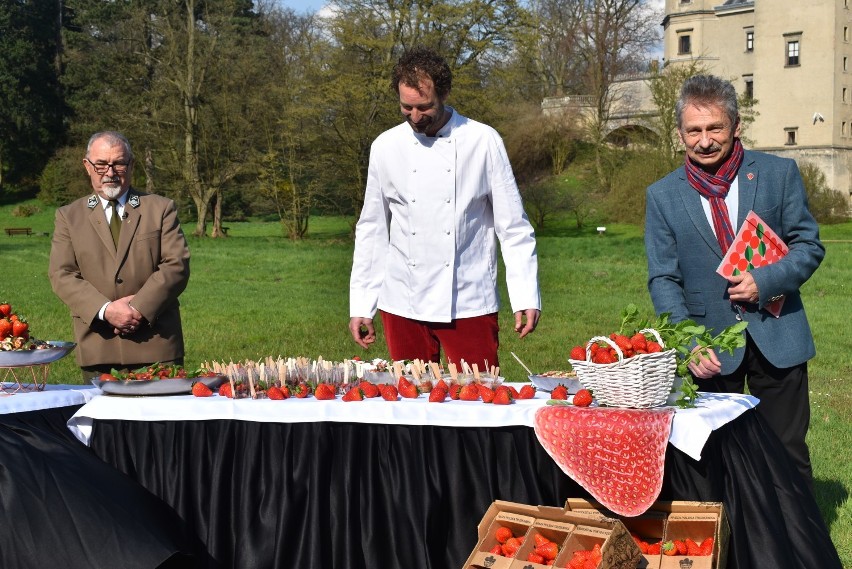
105;295;143;336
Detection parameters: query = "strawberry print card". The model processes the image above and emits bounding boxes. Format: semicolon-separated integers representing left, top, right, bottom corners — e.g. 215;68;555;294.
716;210;788;317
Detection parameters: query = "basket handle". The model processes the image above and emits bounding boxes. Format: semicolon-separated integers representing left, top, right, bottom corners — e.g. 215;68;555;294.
584;336;624;362
638;328;667;349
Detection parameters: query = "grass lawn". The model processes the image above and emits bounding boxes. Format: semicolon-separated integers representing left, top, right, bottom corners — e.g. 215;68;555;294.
2;200;851;564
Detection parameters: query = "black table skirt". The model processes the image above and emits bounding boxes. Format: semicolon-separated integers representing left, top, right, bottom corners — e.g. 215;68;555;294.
0;407;202;569
88;410;842;569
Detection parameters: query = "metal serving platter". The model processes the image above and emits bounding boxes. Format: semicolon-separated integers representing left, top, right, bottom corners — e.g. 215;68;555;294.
91;374;227;396
528;373;583;394
0;341;76;367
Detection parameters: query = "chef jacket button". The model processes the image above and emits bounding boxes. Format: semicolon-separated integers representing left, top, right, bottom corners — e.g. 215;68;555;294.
446;168;451;172
116;277;123;284
445;230;451;235
735;313;742;321
412;231;416;235
445;198;451;203
445;262;450;267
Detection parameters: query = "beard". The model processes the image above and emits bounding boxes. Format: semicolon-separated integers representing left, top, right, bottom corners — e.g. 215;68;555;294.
100;178;124;199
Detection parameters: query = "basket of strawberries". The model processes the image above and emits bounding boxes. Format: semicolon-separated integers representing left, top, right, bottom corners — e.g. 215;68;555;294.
568;328;677;408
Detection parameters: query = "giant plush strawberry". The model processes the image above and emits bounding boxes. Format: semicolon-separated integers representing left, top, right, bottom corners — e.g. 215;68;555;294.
534;405;675;517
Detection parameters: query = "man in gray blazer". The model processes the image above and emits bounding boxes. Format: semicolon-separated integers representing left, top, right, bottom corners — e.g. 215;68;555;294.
49;131;190;378
645;75;824;486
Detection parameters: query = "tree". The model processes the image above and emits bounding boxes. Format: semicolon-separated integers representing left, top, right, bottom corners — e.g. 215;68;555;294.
799;161;851;224
0;1;65;194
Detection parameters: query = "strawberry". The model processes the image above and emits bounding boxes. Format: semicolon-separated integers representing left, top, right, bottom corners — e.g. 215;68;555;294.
572;388;593;407
494;526;514;544
550;384;569;400
379;384;398;401
569;345;586;360
674;539;687;555
99;372;118;382
534;541;559;561
533;533;550;548
593;350;616;364
191;381;213;397
493;388;513;405
518;384;536;399
647;541;661;555
11;317;28;339
699;537;714;556
218;383;233;398
266;386;286;400
611;333;633;353
359;380;380;398
478;385;495;403
501;537;521;558
662;541;677;556
294;381;311;398
434;378;449;392
647;341;662;353
428;387;447;402
0;318;11;339
489;544;502;555
526;552;545;563
0;302;10;318
686;538;701;556
342;386;364;401
314;383;336;400
449;383;461;400
630;333;648;351
398;377;420;398
459;384;480;401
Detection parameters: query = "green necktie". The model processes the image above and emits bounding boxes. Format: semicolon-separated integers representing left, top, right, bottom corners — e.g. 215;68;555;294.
108;200;121;248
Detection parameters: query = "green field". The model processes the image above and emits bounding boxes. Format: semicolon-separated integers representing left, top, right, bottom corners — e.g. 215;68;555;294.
2;201;851;565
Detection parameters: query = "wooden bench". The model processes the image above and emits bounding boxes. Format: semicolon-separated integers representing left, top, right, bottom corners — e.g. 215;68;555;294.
4;228;32;236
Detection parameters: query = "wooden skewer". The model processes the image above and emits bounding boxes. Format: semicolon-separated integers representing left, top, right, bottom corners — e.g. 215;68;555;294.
471;363;481;382
510;352;535;376
428;361;442;381
448;362;458;383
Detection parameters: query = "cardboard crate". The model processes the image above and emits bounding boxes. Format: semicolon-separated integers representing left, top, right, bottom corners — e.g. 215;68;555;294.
464;510;535;569
463;500;642;569
512;520;575;568
564;499;729;569
660;512;720;569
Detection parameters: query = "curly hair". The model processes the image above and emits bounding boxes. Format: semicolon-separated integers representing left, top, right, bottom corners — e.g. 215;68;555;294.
391;47;452;98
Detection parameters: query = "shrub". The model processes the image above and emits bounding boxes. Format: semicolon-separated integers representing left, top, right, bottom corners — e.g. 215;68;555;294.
799;161;851;224
11;204;41;217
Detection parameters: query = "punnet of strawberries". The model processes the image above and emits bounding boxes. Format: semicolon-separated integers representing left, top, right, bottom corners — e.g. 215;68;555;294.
568;304;747;408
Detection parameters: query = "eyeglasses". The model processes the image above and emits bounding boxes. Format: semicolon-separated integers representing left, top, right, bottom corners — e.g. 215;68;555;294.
86;159;130;175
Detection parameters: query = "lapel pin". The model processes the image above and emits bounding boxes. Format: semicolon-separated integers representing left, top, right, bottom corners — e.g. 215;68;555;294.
746;172;754;180
87;195;98;209
129;195;141;208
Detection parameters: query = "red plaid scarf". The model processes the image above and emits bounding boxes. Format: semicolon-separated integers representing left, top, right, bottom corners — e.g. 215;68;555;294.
684;139;744;253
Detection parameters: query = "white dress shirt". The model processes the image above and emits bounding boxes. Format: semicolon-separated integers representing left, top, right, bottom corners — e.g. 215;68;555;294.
699;177;739;238
97;193;128;320
350;108;540;323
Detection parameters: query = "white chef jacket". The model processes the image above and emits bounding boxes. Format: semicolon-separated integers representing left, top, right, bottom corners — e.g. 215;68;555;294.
349;108;541;323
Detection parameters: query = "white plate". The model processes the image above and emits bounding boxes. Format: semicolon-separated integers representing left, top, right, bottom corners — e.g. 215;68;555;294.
91;375;226;396
0;341;76;367
529;374;582;394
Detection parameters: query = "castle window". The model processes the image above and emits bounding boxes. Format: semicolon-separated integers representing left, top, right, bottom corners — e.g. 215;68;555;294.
745;30;754;52
785;128;798;145
679;34;691;55
786;40;800;66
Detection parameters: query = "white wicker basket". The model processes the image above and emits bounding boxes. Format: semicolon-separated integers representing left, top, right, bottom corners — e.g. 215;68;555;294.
568;328;677;408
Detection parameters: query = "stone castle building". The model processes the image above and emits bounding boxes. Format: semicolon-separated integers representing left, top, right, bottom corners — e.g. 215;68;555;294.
664;0;851;200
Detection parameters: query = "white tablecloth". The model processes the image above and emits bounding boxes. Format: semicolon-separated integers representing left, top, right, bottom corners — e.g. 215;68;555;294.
67;389;757;461
0;384;99;415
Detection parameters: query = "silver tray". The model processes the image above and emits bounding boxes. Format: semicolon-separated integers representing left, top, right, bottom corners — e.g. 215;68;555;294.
0;341;76;367
91;374;227;396
529;374;582;394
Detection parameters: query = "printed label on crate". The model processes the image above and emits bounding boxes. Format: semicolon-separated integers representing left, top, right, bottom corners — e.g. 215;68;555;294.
533;519;576;533
495;512;536;526
573;525;612;539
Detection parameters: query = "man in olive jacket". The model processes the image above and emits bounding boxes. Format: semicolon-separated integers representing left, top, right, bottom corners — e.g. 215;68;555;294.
49;131;190;377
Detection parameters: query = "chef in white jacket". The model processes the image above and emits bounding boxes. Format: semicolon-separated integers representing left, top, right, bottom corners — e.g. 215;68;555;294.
349;47;540;368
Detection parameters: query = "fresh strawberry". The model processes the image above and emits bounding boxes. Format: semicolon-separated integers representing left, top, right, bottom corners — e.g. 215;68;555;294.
191;381;213;397
379;384;398;401
218;383;233;398
434;378;450;392
266;386;285;400
699;537;714;556
478;385;495;403
359;380;380;398
0;302;10;318
494;526;514;544
428;387;447;402
533;533;550;548
0;318;11;339
294;381;311;398
550;384;569;400
518;384;536;399
493;388;513;405
593;350;616;364
398;377;420;398
279;385;291;398
647;341;662;353
674;539;687;555
526;552;545;564
449;383;461;400
572;388;593;407
99;372;118;382
686;538;701;556
534;541;559;560
647;541;661;555
342;386;364;401
11;317;28;339
630;333;648;351
569;345;586;360
314;383;336;400
459;384;480;401
662;541;677;556
489;544;503;555
501;537;521;558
